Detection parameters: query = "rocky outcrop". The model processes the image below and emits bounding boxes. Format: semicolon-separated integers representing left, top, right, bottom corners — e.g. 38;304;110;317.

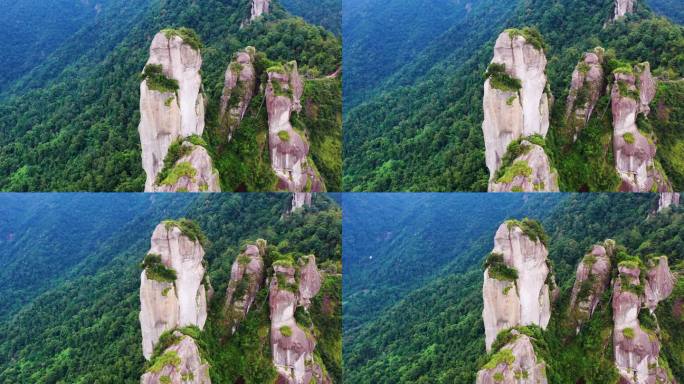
291;192;313;212
611;63;670;192
614;0;636;20
482;220;554;351
266;62;324;193
566;49;605;141
482;29;554;191
220;47;257;141
644;256;675;313
568;243;613;333
658;192;680;212
139;30;206;192
489;141;559;192
141;332;210;384
612;262;673;383
269;256;329;384
140;221;209;360
476;331;548;384
153;142;220;192
224;241;266;335
250;0;270;20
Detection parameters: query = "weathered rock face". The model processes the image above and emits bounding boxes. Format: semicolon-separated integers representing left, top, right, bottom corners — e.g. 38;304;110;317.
266;62;324;193
644;256;675;313
140;222;208;360
476;331;548;384
219;47;257;141
139;31;206;192
298;255;322;309
482;30;553;188
658;192;680;212
483;221;553;351
291;192;313;212
250;0;270;20
611;63;670;192
224;241;266;335
153;142;220;192
614;0;636;20
566;49;605;141
489;142;559;192
568;243;613;333
269;257;328;384
141;332;210;384
612;263;673;383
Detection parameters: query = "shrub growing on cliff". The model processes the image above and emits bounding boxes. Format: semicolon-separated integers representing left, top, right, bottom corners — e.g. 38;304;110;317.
163;218;207;246
506;27;547;51
142;64;179;93
161;27;203;50
484;252;519;281
141;253;177;283
485;63;522;92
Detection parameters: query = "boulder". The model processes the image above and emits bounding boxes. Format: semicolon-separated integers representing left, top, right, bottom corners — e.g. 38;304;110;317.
139;30;205;191
566;49;605;141
224;241;266;335
611;63;670;192
220;47;257;141
489;141;559;192
482;30;552;182
568;243;613;333
483;221;553;351
476;331;548;384
140;221;208;360
266;62;324;193
153;142;220;192
141;332;210;384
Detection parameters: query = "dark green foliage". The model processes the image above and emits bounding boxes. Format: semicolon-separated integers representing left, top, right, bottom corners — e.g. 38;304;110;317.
163;218;207;246
156;139;194;185
280;0;341;35
162;27;203;51
506;27;547;51
648;0;684;23
141;253;177;283
485;63;522;92
483;253;518;281
652;81;684;191
142;64;179;93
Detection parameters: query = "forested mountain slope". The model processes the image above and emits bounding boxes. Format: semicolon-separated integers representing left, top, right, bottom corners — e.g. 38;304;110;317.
342;193;564;332
0;194;341;383
0;0;341;192
344;193;684;383
343;0;684;191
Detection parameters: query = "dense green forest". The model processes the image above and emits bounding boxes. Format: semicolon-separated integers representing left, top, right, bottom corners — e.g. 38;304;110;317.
0;0;341;192
343;0;684;191
648;0;684;24
280;0;341;35
344;193;684;383
0;193;341;383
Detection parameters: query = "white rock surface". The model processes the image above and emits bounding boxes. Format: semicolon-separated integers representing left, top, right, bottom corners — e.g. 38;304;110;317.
251;0;270;20
476;332;548;384
614;0;636;20
568;244;612;333
658;193;680;212
482;30;551;179
154;143;220;192
566;49;605;141
291;192;313;211
139;31;205;192
483;222;553;351
140;332;211;384
140;222;208;360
